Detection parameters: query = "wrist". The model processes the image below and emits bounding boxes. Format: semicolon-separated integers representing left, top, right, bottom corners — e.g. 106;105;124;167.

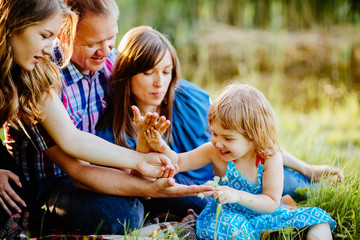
131;151;143;171
302;163;314;179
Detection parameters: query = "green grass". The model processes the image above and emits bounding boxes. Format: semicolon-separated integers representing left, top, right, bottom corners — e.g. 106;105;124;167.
203;75;360;240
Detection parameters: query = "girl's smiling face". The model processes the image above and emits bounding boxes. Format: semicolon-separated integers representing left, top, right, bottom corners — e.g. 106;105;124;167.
10;13;63;71
210;120;255;162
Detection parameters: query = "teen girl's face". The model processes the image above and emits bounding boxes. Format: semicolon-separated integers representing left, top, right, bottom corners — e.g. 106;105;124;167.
71;14;118;75
131;50;173;114
9;13;63;71
210;120;255;162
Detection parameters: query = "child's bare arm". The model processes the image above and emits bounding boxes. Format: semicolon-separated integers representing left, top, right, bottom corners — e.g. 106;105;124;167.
214;152;283;214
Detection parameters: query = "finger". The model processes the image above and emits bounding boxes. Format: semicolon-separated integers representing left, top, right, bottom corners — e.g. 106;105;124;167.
144;130;150;140
154;128;162;138
157;177;175;188
152;166;165;178
144;112;153;126
161;166;171;178
218;195;226;204
0;198;13;216
201;191;217;197
168;165;179;178
150;127;157;138
7;189;27;208
158;120;171;135
7;173;22;188
155;116;166;130
131;105;141;122
168;169;175;178
0;191;22;213
159;154;172;166
148;113;158;127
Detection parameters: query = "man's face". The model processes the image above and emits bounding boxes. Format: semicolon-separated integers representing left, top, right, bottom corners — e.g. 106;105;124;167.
71;14;118;75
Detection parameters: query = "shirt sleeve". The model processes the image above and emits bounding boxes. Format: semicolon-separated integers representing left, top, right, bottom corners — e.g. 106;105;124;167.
172;80;215;182
27;123;56;151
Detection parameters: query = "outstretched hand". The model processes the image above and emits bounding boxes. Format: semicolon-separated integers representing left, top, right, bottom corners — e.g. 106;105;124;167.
0;170;26;216
131;105;171;135
152;177;216;198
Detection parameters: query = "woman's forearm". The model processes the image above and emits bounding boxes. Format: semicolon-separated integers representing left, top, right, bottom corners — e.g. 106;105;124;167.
40;89;168;177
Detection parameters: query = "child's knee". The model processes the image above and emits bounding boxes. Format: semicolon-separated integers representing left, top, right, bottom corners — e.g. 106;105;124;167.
307;222;332;240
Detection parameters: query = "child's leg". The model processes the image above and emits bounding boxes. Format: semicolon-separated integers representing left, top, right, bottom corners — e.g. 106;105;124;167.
307;222;332;240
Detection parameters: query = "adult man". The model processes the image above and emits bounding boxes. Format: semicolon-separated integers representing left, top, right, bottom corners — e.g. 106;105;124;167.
1;0;213;234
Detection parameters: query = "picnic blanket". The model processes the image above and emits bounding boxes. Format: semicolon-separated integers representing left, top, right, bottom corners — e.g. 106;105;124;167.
0;195;298;239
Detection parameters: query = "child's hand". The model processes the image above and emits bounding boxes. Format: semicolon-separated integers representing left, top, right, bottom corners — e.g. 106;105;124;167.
213;186;240;204
136;152;175;178
160;164;179;178
144;128;167;153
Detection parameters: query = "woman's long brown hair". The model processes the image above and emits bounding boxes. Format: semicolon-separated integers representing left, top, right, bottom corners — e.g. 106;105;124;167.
108;26;181;148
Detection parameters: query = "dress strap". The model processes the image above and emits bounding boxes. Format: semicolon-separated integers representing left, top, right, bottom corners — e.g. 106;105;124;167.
256;154;265;167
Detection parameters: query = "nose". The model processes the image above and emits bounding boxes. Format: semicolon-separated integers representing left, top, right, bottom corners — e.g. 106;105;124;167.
96;41;113;57
153;73;164;87
43;45;52;56
214;140;224;149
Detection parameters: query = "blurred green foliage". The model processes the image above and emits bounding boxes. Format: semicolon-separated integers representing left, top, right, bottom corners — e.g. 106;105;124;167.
115;0;360;38
114;0;360;98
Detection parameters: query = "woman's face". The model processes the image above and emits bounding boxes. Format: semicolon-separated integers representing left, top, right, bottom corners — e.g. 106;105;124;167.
131;50;173;114
9;13;63;71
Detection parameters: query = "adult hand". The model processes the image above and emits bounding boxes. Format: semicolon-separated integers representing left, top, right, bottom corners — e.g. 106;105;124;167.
137;152;176;178
150;177;216;198
0;169;26;216
132;105;171;135
309;165;344;183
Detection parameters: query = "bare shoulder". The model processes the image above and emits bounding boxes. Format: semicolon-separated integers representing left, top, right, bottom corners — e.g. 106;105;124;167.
263;151;283;170
203;143;227;177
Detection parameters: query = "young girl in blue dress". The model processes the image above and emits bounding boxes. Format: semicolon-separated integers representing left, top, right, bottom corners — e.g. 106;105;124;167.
143;83;336;239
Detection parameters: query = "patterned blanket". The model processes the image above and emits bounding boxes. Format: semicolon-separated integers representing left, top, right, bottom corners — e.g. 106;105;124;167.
0;195;298;239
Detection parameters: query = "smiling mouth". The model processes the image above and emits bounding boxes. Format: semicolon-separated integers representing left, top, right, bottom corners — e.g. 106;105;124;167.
219;150;230;155
91;57;105;62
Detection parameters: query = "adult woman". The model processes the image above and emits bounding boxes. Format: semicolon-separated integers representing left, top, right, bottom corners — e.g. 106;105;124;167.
97;26;344;216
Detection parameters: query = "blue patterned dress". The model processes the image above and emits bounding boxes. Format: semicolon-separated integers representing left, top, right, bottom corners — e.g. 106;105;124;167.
196;160;336;240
